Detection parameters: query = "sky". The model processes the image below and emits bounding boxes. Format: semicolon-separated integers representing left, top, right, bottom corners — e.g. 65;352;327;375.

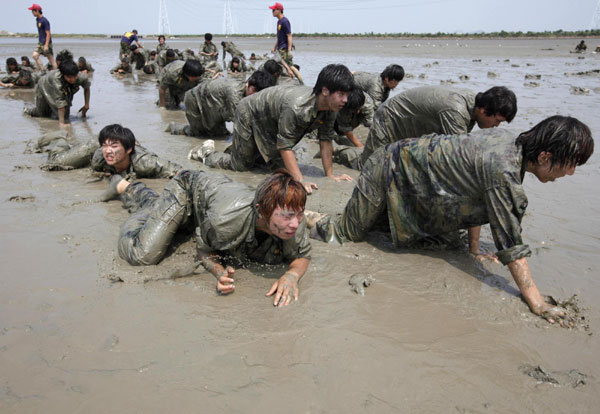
1;0;599;35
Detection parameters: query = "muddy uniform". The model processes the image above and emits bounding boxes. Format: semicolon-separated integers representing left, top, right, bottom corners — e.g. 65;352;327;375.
25;69;90;120
4;64;22;74
336;86;476;170
182;49;200;61
204;85;336;171
177;78;246;136
156;43;169;52
222;42;246;59
79;61;94;73
257;55;297;85
353;71;391;111
118;170;311;266
110;62;132;74
90;146;181;179
316;128;531;264
200;41;218;63
156;49;181;70
130;49;151;70
228;59;253;73
1;69;37;88
159;60;202;109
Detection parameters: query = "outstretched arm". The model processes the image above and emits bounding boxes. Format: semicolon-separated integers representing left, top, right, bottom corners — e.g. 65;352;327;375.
198;249;236;294
468;226;499;263
266;257;309;307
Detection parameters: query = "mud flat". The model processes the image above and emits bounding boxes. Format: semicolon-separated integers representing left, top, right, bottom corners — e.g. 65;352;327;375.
1;37;599;413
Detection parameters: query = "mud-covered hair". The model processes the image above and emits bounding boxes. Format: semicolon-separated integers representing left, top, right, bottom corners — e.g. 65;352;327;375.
247;70;276;92
254;169;307;220
142;64;155;74
98;124;136;154
516;115;594;168
313;64;354;95
166;49;175;59
130;44;138;52
56;49;74;64
205;33;213;41
6;57;18;67
344;88;366;112
263;59;282;78
380;64;405;82
182;60;204;78
59;60;79;76
475;86;517;123
21;56;31;63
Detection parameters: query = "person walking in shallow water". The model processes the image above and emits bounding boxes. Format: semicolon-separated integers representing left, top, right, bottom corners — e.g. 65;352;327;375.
309;116;594;326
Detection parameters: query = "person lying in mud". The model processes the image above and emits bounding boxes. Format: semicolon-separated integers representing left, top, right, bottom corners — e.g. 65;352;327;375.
166;70;275;137
334;85;517;170
33;124;181;187
353;64;405;111
188;64;355;194
77;56;94;74
23;59;91;128
110;57;132;74
112;169;310;306
308;116;594;326
228;56;253;73
0;68;37;89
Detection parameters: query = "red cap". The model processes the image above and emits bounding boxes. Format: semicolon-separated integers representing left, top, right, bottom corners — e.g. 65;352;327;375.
28;4;42;11
269;2;284;11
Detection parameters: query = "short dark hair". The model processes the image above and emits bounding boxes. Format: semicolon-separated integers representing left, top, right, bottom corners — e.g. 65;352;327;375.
247;70;276;92
143;64;155;74
130;44;138;51
78;56;87;65
516;115;594;168
21;56;30;63
205;33;213;41
380;64;405;82
6;57;17;67
254;169;307;220
98;124;136;154
345;88;366;112
59;60;79;76
231;56;240;64
121;57;130;64
18;68;32;83
132;29;138;34
182;60;204;78
221;41;226;47
166;49;175;59
263;59;282;77
313;64;354;95
56;49;74;63
293;63;300;71
158;35;165;41
475;86;517;123
150;50;157;56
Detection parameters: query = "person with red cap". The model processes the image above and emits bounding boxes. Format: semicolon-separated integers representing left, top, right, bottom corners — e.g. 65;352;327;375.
269;2;293;66
28;4;57;70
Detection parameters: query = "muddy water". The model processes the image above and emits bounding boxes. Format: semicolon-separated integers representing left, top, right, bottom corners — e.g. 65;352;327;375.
1;37;599;413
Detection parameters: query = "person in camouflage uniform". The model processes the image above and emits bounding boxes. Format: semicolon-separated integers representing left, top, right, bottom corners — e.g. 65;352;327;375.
129;44;151;70
353;64;404;111
335;85;518;170
156;49;180;71
332;88;374;147
158;60;204;109
142;61;159;75
269;2;293;66
23;60;91;127
32;126;182;181
77;57;94;74
21;56;40;71
191;64;354;194
260;56;298;85
228;56;253;73
156;35;169;52
5;57;21;75
221;41;246;60
112;169;311;306
0;68;37;89
167;70;275;137
199;33;218;63
110;57;132;74
311;116;594;325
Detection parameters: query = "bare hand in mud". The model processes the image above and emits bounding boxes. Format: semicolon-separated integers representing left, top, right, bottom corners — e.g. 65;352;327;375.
472;252;501;264
330;174;353;183
302;181;318;194
216;266;235;295
536;299;569;327
78;105;89;118
266;273;299;307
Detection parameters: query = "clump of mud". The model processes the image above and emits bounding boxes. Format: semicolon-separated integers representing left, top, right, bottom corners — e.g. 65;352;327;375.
7;195;35;202
349;273;374;296
564;69;600;77
520;364;587;388
570;86;590;95
543;295;590;332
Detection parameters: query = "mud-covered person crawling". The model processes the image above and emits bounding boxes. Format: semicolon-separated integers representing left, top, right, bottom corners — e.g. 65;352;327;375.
111;169;311;307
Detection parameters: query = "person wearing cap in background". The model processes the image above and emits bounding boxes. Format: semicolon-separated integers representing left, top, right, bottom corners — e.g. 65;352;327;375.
28;4;57;70
269;2;293;66
120;29;143;59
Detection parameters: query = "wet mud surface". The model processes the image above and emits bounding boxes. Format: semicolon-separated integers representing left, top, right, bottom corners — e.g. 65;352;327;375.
1;37;600;413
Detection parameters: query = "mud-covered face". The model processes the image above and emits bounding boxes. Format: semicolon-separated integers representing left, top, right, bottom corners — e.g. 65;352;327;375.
102;139;132;171
530;154;577;183
268;207;304;240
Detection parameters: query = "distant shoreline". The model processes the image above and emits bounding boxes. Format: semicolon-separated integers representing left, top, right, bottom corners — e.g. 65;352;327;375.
1;29;600;40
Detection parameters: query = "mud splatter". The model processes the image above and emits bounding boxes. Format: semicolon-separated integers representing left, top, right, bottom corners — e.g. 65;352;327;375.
544;295;590;332
570;86;590;95
349;273;374;296
520;364;587;388
7;195;35;202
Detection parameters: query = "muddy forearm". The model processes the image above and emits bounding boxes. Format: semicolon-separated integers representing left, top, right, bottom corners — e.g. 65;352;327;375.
287;257;309;283
159;86;166;107
319;140;334;177
197;249;225;279
84;87;90;108
280;149;303;182
507;257;546;314
345;131;363;147
58;107;66;124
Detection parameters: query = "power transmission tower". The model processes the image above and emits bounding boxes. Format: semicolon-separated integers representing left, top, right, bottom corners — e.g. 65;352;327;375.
223;0;235;35
158;0;172;35
591;0;600;30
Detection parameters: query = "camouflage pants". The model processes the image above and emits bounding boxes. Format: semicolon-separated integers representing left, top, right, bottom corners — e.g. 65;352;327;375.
164;87;185;110
46;137;98;169
118;171;197;265
204;105;283;171
183;90;230;137
26;97;70;121
333;115;390;170
34;42;54;57
119;42;130;58
278;48;293;66
316;147;387;243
